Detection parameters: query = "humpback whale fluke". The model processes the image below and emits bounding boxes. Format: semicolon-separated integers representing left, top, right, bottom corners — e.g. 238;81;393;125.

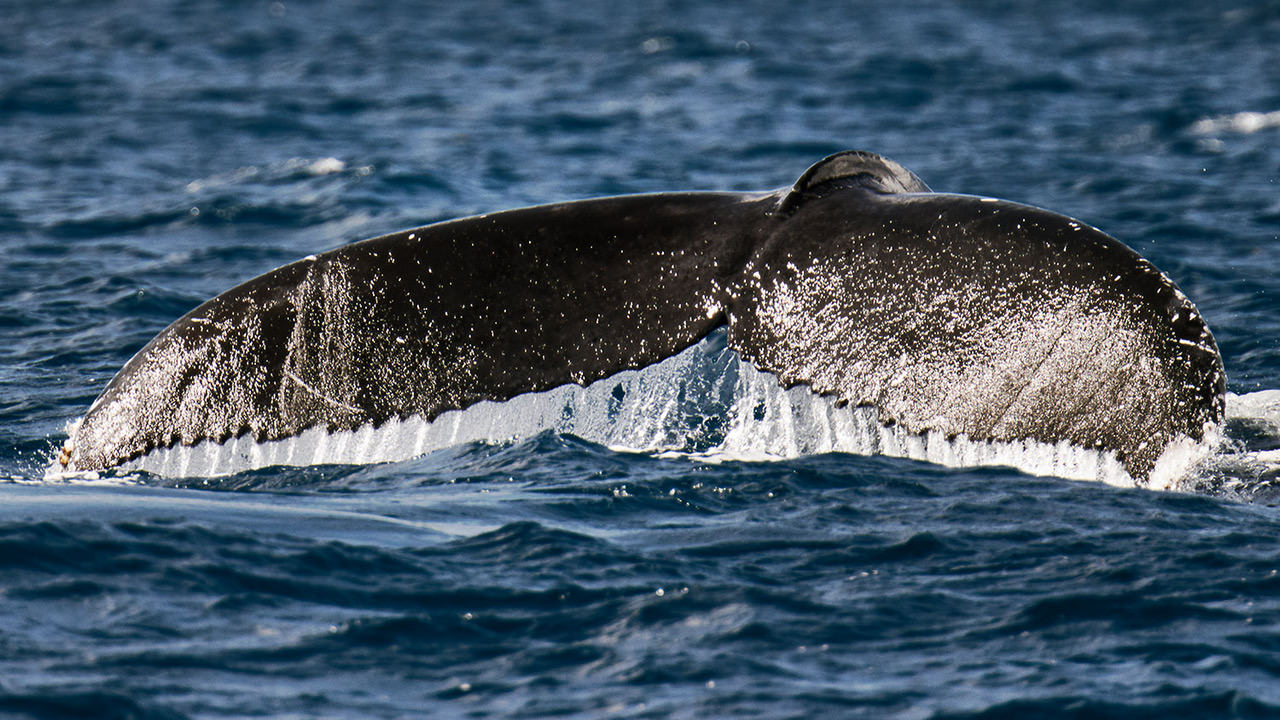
60;152;1225;484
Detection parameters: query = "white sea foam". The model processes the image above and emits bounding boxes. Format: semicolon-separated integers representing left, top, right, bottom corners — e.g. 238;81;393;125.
56;330;1223;487
1226;390;1280;428
1198;390;1280;494
1190;110;1280;136
184;156;352;194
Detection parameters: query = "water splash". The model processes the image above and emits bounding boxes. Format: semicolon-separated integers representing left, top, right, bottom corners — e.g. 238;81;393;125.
1186;390;1280;501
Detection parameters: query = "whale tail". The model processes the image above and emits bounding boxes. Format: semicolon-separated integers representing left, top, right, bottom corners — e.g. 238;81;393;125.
62;152;1225;484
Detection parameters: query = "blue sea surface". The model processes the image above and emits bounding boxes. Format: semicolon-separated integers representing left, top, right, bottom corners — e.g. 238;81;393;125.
3;1;1280;717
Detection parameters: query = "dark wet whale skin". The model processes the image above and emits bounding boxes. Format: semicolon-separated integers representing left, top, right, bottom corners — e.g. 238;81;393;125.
65;152;1225;481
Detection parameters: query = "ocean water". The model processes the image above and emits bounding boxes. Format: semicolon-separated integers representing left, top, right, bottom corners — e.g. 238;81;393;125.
3;1;1280;718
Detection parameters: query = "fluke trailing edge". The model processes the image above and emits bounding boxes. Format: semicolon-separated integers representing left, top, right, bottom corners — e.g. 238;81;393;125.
61;151;1225;483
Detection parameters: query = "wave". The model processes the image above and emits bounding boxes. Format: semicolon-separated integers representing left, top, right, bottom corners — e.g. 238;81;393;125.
54;329;1261;491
